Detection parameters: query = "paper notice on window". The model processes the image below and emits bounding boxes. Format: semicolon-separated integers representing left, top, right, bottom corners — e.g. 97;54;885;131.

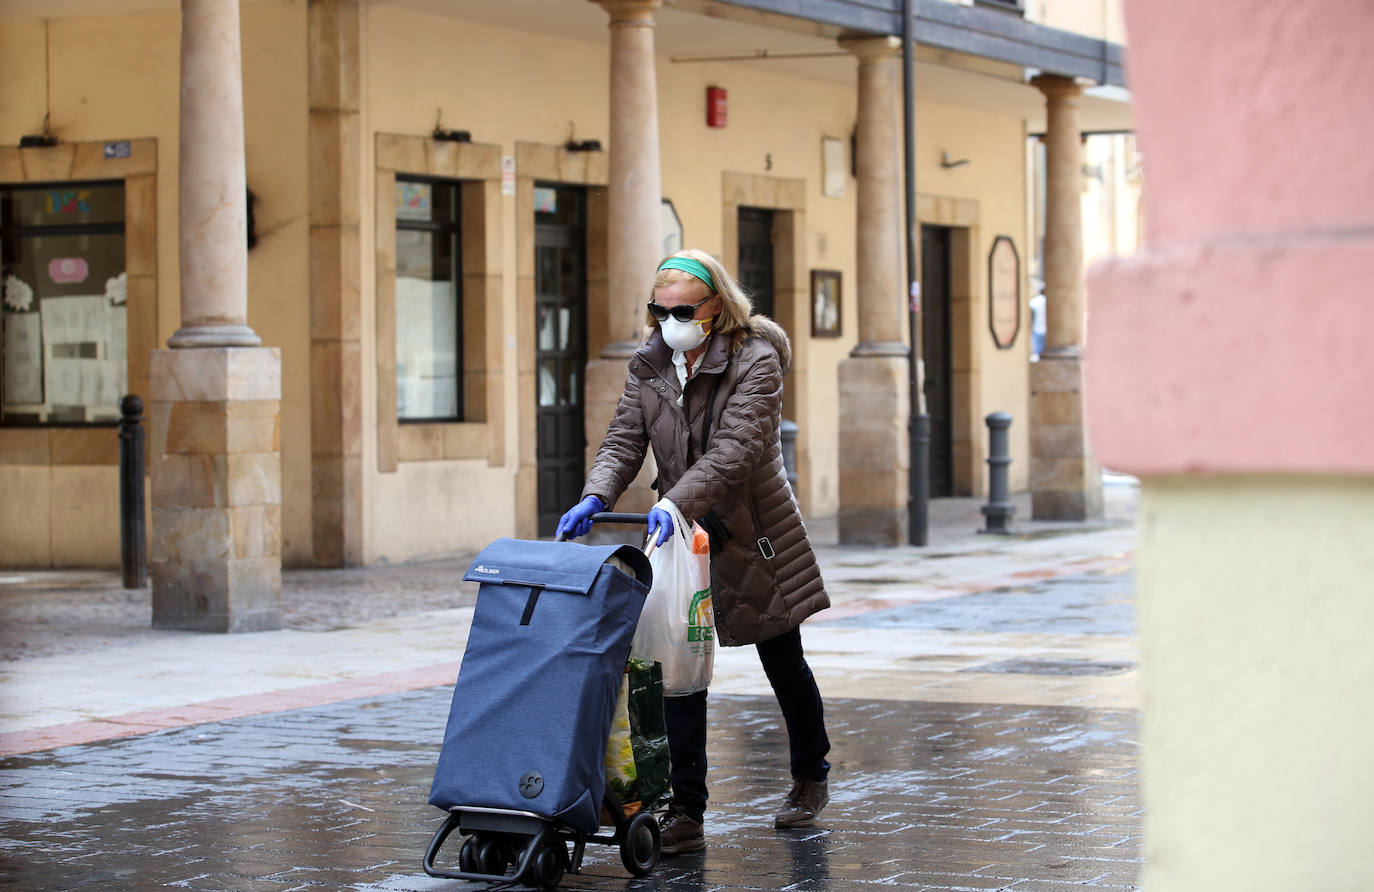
46;357;84;406
79;359;104;407
3;312;44;404
41;295;111;345
110;305;128;365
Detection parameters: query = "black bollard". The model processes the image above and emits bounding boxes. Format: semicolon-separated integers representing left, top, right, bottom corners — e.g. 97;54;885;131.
119;395;147;589
979;411;1016;534
780;420;799;497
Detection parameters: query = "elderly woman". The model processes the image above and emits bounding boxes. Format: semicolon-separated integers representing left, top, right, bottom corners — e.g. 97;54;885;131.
556;249;832;855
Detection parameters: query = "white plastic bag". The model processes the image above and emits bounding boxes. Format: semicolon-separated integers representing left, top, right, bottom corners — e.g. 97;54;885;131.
631;498;714;696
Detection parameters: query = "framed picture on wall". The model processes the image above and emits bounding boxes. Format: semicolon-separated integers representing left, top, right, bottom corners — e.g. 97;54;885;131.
811;269;842;338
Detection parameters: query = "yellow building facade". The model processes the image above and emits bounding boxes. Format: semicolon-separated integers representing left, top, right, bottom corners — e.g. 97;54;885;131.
0;0;1129;570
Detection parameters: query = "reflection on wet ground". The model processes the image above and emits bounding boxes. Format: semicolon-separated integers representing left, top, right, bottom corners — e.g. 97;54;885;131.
826;574;1136;638
1;690;1140;891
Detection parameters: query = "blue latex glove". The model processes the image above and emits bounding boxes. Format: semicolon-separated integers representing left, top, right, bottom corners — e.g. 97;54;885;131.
647;506;675;548
556;495;604;541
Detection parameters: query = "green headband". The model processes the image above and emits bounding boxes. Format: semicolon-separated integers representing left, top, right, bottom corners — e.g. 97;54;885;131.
658;257;716;293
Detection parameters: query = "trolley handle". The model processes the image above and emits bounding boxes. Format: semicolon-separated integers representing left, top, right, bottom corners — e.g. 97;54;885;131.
588;512;661;558
591;512;649;525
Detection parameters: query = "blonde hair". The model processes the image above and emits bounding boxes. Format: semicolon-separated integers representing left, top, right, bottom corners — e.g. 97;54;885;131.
646;248;758;351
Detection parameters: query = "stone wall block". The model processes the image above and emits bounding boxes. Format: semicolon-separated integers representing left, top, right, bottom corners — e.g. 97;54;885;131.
1031;390;1084;427
20;144;76;181
838;467;910;511
0;466;51;566
225;453;282;506
165;402;228;455
146;400;172;458
231;504;282;559
151;558;229;631
1030;489;1100;522
0;429;49;465
150;348;281;402
838;429;910;472
309;225;361;341
444;424;486;460
151;506;232;562
1029;355;1084;394
1030;456;1095;491
0;147;23;182
49;428;118;465
376;133;426;173
1031;423;1089;460
124;174;158;278
307;0;360;112
151;453;224;508
225;401;281;453
398;424;444;462
224;558;283;632
309;341;344;456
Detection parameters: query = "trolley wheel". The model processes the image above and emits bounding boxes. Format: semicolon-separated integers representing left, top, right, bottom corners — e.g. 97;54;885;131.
476;837;508;876
531;840;567;888
457;835;480;873
619;811;661;877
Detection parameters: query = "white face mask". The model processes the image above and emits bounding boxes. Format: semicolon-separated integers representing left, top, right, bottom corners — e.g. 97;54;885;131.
660;315;712;352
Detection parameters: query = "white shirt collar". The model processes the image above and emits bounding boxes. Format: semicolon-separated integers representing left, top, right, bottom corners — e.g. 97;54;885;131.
671;350;701;406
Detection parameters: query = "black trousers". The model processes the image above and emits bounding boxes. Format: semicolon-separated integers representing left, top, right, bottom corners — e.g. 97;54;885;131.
663;626;830;823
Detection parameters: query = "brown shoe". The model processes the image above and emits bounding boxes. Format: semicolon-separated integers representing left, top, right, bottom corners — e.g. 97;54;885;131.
658;804;705;855
775;778;829;828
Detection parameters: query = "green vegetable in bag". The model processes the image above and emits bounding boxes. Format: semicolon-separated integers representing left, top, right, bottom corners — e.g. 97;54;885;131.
603;657;670;818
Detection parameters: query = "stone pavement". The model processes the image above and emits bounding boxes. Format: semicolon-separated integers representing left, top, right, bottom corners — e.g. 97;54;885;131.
0;479;1142;890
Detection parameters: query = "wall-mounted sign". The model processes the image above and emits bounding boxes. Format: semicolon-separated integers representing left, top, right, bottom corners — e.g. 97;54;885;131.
103;141;131;160
988;235;1020;349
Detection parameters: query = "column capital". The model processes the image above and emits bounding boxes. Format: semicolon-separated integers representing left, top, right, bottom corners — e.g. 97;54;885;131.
590;0;661;25
839;35;901;62
1031;73;1084;101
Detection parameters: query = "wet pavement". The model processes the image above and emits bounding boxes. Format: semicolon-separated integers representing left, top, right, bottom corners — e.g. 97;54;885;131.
0;483;1144;889
0;692;1139;891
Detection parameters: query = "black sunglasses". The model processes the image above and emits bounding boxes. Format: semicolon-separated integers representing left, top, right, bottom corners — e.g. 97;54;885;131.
647;294;715;323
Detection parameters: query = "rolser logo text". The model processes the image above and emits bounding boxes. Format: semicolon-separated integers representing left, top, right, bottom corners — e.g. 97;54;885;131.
474;566;501;575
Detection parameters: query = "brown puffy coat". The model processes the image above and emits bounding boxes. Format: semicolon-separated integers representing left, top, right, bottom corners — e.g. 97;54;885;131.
582;316;829;646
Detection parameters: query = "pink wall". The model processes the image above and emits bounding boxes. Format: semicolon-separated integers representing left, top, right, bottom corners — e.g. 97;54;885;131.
1086;0;1374;476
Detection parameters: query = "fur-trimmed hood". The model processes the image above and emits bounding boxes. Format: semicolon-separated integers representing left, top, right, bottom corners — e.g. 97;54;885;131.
734;314;792;373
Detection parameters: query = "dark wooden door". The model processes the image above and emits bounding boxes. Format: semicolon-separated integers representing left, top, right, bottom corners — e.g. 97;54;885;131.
736;207;774;318
535;185;587;537
921;225;955;498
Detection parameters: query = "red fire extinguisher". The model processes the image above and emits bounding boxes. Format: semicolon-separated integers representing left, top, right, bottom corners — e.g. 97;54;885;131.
706;86;727;128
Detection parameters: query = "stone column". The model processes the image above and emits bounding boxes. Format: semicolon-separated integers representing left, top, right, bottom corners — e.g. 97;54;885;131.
584;0;663;515
1029;74;1102;520
836;37;909;545
149;0;282;632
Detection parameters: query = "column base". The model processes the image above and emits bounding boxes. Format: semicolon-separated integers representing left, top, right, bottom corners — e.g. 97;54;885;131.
167;324;262;348
149;346;283;633
1029;355;1103;521
837;355;909;545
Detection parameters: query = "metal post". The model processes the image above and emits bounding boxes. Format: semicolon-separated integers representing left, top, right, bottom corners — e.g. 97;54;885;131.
119;395;147;588
980;412;1016;534
903;0;930;546
780;420;799;497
